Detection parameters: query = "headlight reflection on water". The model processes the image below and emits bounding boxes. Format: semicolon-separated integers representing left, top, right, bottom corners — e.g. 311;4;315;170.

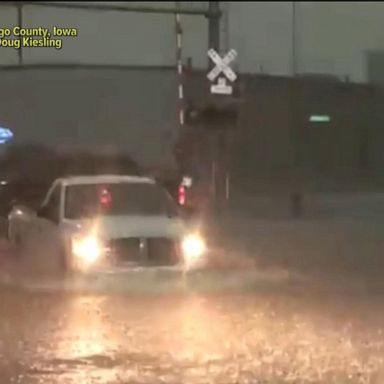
35;293;384;383
58;297;114;357
52;296;121;383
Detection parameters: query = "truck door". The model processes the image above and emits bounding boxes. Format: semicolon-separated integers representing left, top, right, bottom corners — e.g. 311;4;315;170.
37;183;62;225
21;182;64;274
31;182;63;257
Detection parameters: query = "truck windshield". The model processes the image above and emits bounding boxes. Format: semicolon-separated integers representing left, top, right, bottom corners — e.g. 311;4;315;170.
64;182;178;219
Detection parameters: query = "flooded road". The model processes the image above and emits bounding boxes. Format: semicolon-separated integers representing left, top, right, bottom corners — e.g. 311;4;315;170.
1;269;384;384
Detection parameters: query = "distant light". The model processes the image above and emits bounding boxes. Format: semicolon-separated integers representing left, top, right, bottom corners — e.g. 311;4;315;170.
0;180;8;186
99;188;112;206
182;176;193;188
309;115;331;123
0;127;14;144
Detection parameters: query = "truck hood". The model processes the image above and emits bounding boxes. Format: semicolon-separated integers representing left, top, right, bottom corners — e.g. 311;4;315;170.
61;215;186;240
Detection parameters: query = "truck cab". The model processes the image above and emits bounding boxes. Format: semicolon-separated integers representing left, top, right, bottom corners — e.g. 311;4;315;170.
8;175;207;275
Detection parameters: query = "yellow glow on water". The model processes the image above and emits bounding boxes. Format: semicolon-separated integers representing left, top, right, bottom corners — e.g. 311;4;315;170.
56;296;117;359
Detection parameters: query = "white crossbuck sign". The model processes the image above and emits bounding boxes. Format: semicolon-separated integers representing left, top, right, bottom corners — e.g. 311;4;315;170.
207;49;237;82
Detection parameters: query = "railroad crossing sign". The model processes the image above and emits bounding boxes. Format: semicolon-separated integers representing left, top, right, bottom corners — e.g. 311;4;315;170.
207;49;237;82
210;78;233;95
207;49;237;95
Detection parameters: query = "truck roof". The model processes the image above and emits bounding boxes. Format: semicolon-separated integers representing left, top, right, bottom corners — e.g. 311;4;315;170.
60;174;155;186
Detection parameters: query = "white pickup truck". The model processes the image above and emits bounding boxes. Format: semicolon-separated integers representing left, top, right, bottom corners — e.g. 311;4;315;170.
7;175;207;275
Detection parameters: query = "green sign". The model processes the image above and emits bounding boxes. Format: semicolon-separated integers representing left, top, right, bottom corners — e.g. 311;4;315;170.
309;115;331;123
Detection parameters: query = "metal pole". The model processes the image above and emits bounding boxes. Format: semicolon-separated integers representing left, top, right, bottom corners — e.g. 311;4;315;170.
175;2;184;129
291;0;297;170
208;2;221;208
222;2;229;52
290;1;303;218
11;2;217;16
17;4;23;65
208;2;220;62
292;1;296;75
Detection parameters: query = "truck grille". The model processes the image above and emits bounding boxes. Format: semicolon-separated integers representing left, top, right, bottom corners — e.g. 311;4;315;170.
108;237;179;266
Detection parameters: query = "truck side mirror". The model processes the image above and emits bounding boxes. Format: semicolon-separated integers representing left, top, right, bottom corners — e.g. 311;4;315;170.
12;204;36;217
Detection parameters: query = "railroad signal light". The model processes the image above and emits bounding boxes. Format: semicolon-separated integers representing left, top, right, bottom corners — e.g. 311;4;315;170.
185;103;239;128
178;184;186;206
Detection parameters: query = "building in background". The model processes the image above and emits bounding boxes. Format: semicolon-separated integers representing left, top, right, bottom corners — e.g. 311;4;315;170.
1;2;384;190
3;2;384;82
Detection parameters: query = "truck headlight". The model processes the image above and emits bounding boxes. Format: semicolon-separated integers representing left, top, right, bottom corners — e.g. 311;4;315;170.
181;234;206;264
72;235;103;264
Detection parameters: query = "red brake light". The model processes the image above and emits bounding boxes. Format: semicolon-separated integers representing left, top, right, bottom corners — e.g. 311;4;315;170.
178;185;186;206
99;188;112;206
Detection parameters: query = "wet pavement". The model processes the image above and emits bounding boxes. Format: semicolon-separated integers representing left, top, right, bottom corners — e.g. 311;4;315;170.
0;267;384;384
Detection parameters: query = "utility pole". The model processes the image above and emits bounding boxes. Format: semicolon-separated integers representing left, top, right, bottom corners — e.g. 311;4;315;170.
207;1;224;209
